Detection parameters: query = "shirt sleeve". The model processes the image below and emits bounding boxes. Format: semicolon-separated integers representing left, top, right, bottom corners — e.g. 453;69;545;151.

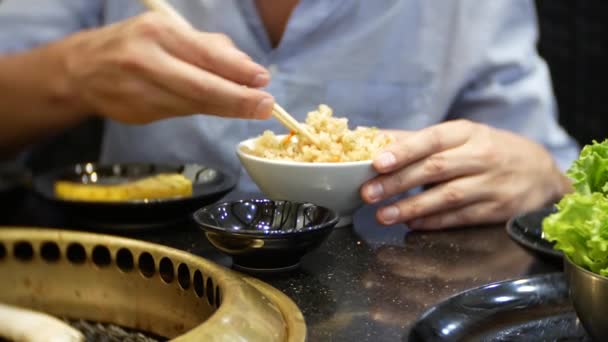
0;0;103;53
447;0;579;171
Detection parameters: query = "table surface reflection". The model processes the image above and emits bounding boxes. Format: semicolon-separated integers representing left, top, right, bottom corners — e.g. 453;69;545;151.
3;192;560;341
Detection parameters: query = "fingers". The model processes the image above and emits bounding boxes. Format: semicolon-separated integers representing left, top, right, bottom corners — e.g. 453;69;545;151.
406;201;505;230
123;13;273;119
140;49;275;119
196;32;270;87
93;77;215;123
362;144;487;203
375;175;492;225
122;12;269;87
68;12;275;122
373;120;476;174
159;28;271;88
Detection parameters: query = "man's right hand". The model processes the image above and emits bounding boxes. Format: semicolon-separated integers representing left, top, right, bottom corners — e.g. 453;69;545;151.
62;12;274;123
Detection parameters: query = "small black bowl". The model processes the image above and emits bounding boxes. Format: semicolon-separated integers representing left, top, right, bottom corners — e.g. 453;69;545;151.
193;199;339;273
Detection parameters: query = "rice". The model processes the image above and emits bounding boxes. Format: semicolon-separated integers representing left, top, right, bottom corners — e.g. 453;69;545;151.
247;105;394;162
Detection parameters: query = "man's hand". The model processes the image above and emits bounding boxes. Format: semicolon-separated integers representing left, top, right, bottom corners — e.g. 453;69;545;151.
62;12;274;123
361;120;572;229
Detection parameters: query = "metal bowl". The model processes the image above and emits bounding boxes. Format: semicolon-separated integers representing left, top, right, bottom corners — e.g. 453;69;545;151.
564;255;608;340
0;227;305;341
193;199;339;273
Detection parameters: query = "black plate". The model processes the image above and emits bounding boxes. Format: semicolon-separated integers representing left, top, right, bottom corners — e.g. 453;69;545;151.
409;273;590;341
33;163;237;230
506;207;562;264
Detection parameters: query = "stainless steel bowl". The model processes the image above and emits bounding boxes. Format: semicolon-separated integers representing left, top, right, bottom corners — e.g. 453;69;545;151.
564;255;608;340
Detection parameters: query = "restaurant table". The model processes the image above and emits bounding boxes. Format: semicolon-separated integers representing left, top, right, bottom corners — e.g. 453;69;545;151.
1;191;561;341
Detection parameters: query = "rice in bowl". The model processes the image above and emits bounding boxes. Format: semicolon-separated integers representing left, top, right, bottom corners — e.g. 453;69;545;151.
246;105;394;162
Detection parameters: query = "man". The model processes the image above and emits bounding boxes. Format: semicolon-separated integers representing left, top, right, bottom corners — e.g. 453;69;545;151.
0;0;578;229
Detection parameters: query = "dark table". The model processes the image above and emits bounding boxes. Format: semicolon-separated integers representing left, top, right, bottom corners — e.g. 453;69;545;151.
2;192;560;341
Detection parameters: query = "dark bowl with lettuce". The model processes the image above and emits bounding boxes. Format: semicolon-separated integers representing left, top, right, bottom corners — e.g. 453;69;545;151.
542;140;608;340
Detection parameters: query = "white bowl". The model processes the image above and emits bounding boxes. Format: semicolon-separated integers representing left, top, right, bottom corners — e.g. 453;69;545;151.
236;137;377;227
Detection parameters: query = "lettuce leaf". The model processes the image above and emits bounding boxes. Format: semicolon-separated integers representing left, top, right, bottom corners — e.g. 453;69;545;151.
543;192;608;276
542;140;608;276
567;139;608;195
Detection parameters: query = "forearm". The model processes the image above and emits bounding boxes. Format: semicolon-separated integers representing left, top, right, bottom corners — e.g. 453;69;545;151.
0;38;91;156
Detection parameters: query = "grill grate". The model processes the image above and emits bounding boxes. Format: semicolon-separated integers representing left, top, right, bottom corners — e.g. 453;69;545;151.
0;319;165;342
68;319;166;342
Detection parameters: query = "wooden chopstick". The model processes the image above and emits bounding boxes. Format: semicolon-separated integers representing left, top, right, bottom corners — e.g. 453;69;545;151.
138;0;190;26
272;104;320;146
138;0;321;146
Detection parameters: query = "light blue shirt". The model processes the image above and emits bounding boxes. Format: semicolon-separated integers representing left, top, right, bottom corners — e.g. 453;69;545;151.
0;0;579;192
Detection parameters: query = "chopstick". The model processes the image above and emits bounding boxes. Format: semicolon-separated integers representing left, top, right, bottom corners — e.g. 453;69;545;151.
139;0;190;26
272;104;320;146
137;0;321;147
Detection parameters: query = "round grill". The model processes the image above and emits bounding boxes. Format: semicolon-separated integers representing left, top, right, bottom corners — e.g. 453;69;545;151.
0;227;306;341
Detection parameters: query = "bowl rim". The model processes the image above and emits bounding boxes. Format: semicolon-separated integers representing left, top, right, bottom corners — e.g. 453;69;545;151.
504;210;562;260
236;136;376;168
192;198;340;237
564;254;608;282
34;162;237;206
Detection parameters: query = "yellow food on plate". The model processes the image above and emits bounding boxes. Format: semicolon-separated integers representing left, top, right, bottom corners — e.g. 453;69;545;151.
248;104;394;162
54;173;193;202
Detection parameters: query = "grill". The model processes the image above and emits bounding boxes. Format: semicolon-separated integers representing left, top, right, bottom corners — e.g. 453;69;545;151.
65;320;165;341
0;227;306;341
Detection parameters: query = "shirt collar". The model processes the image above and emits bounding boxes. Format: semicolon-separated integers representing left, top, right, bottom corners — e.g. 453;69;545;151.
238;0;348;55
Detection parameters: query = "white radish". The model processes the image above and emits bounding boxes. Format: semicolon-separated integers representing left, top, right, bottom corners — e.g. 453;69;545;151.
0;303;84;342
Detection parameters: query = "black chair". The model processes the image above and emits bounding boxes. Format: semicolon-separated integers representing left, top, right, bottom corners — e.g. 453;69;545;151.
536;0;608;145
25;118;104;173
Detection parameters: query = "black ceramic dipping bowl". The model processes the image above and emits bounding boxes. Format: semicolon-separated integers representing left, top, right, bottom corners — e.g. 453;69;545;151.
193;199;339;273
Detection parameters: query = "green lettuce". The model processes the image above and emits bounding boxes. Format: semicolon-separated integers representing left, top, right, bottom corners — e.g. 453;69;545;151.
543;192;608;276
542;140;608;276
567;139;608;195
